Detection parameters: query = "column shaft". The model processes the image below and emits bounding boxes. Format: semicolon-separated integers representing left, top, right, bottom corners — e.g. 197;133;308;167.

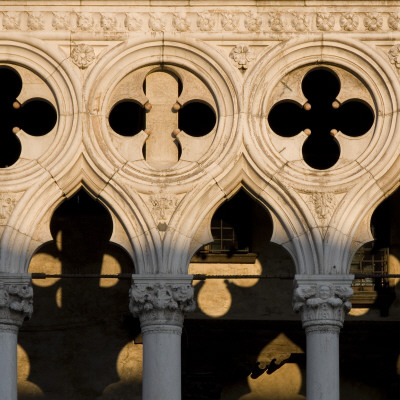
0;326;18;400
306;327;340;400
142;325;182;400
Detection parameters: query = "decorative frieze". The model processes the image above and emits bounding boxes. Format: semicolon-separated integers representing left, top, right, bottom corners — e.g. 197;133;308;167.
1;11;400;34
293;276;353;332
129;277;195;328
0;275;33;327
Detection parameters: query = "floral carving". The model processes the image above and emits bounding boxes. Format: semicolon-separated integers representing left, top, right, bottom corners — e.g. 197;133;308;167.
173;12;190;32
149;13;166;32
27;13;45;30
291;12;309;32
388;44;400;69
71;44;95;69
101;13;116;31
364;13;383;31
229;44;255;70
293;282;353;330
52;12;70;30
0;193;18;224
0;281;33;325
149;194;179;221
339;13;359;31
2;12;21;30
129;281;196;327
316;13;335;31
221;12;239;31
388;13;400;31
124;13;142;31
244;10;262;32
308;192;336;223
268;12;284;31
197;11;216;31
77;13;94;31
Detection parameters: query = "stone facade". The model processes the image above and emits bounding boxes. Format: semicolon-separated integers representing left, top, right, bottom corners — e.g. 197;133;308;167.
1;0;400;399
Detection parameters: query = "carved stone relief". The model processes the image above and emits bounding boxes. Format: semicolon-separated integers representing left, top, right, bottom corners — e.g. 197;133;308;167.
129;280;196;328
0;10;400;33
293;280;353;331
229;44;255;70
71;44;96;69
0;193;22;225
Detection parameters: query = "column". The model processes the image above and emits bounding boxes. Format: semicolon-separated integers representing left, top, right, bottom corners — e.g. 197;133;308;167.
129;274;196;400
0;273;33;400
293;275;354;400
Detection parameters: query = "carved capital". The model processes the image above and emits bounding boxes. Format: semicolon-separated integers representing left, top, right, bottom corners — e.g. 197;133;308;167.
129;275;196;329
293;275;354;333
0;273;33;328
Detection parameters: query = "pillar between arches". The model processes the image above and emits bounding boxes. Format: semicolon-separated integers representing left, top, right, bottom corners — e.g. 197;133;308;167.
129;274;196;400
293;275;354;400
0;273;33;400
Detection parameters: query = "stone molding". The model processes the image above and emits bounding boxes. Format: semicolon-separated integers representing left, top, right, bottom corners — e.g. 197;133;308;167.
293;275;354;332
0;11;400;34
0;273;33;327
129;275;196;329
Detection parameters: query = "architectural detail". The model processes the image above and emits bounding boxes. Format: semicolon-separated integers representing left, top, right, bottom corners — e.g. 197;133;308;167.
388;44;400;69
149;193;180;223
0;274;33;327
197;11;216;31
364;13;383;31
52;12;70;30
2;12;20;30
71;44;95;69
316;12;335;31
244;10;262;32
0;193;18;224
388;12;400;30
173;13;190;32
339;13;359;31
77;13;94;31
308;192;337;223
27;13;44;31
291;12;310;31
221;12;239;31
229;44;255;70
293;280;353;330
129;280;195;326
149;13;165;32
100;13;117;31
268;12;284;32
124;13;142;31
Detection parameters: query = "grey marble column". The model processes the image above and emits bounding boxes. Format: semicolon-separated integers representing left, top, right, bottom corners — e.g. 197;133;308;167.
293;275;354;400
129;275;196;400
0;273;33;400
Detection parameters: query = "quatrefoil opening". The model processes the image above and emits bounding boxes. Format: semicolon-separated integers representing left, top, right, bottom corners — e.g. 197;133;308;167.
0;66;57;168
107;67;217;169
268;68;374;170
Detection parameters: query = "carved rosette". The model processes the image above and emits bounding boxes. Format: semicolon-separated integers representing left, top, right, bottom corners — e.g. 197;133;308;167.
129;277;196;330
293;276;353;333
0;274;33;329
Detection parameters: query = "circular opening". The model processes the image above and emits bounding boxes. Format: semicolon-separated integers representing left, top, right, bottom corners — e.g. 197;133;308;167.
0;67;22;103
0;134;21;168
302;134;340;170
337;100;374;137
20;99;57;136
109;100;145;136
268;101;306;137
178;101;216;137
302;68;340;103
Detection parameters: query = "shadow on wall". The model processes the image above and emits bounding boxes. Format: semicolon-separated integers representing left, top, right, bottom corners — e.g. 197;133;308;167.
19;189;141;400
